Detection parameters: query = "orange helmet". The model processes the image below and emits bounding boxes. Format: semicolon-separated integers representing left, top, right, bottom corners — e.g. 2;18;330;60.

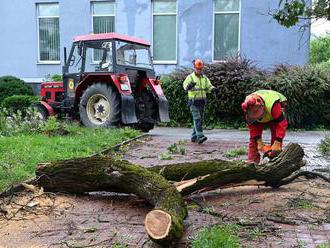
193;59;204;69
241;94;265;124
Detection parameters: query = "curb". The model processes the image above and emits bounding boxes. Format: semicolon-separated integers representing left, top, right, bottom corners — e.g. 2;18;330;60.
90;133;148;157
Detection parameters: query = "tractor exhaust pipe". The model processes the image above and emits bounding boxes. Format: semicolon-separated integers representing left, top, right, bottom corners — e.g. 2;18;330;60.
64;47;67;65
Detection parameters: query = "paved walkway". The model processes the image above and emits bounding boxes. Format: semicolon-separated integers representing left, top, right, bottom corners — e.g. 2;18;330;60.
150;128;330;173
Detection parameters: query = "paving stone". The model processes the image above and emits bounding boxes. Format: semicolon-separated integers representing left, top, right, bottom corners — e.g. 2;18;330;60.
296;233;313;239
322;224;330;231
312;234;329;241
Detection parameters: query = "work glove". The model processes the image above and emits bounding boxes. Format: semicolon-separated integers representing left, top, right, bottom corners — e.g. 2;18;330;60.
271;140;282;152
256;139;271;154
186;82;196;91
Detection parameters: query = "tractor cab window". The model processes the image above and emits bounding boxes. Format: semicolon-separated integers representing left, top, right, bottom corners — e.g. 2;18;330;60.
68;43;83;74
116;41;153;69
84;41;113;72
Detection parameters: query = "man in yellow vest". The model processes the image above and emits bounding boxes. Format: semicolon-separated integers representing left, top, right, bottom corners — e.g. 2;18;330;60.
183;59;215;144
241;90;288;163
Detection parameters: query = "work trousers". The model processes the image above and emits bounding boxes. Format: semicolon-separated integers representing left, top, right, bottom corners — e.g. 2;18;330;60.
189;99;206;139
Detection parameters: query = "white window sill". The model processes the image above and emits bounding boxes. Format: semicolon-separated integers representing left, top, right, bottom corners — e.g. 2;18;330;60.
153;60;177;65
212;59;227;63
37;61;61;65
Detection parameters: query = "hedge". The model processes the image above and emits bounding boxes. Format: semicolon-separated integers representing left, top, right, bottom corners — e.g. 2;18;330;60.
2;95;40;113
310;35;330;64
162;59;330;129
0;76;34;104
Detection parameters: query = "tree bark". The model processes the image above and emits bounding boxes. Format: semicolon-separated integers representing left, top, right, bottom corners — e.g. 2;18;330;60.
150;143;306;195
35;143;306;246
36;156;187;247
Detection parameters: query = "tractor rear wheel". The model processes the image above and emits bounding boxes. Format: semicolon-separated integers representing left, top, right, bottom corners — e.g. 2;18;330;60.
79;83;120;128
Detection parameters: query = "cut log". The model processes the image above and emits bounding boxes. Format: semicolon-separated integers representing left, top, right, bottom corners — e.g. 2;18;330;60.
35;143;312;246
151;143;306;195
36;156;187;246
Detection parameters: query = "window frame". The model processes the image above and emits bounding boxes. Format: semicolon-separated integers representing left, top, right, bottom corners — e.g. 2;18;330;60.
36;2;61;64
90;1;116;63
152;0;178;65
91;1;116;33
212;0;241;62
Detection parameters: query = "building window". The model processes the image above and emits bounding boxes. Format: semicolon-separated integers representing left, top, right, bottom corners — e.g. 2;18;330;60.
92;1;115;61
213;0;240;60
152;0;177;63
37;3;60;62
92;1;115;34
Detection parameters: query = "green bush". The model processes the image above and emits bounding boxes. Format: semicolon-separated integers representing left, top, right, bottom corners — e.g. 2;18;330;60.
51;74;63;81
162;58;266;128
163;60;330;129
203;58;265;126
263;64;330;128
0;76;34;104
43;74;63;82
2;95;39;113
0;107;44;136
310;35;330;64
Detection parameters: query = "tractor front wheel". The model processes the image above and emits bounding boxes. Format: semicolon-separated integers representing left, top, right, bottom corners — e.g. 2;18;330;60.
79;83;120;128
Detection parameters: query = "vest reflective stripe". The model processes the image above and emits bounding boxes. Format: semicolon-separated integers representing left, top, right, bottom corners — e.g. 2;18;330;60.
255;90;287;123
185;73;210;99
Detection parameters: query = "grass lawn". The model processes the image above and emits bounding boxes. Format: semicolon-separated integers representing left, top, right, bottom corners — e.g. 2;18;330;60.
0;125;139;192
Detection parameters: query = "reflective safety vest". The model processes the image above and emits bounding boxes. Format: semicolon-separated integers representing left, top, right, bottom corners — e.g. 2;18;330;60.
183;73;214;100
254;90;287;123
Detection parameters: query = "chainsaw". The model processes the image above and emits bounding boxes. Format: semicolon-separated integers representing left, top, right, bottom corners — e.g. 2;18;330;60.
262;145;281;159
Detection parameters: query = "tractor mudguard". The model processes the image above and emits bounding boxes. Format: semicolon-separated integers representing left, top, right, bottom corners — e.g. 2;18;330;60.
39;101;55;116
158;96;170;122
142;78;170;123
121;95;138;124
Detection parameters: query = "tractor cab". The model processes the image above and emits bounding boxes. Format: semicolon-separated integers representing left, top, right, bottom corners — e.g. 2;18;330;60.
39;33;169;132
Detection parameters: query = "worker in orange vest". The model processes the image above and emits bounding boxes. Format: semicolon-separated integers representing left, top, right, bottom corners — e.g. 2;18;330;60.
241;90;288;163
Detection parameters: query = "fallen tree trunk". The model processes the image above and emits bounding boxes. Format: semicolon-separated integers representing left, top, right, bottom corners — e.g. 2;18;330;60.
150;143;306;195
35;143;306;246
36;157;187;246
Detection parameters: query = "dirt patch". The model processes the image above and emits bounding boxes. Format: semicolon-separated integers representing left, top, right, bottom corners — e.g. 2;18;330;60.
0;135;329;248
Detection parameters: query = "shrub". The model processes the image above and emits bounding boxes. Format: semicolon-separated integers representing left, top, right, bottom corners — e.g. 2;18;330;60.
310;35;330;64
162;58;266;127
2;95;39;113
41;117;70;136
0;107;44;136
162;70;191;126
163;60;330;129
203;58;266;125
43;74;63;82
263;64;330;128
0;76;34;104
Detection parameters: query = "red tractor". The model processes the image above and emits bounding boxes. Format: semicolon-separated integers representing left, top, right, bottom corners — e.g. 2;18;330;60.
37;33;169;132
